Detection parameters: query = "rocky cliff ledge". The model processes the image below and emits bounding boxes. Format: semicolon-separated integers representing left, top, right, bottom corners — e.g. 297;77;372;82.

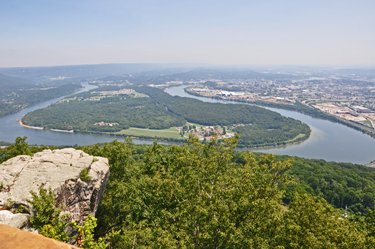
0;148;110;229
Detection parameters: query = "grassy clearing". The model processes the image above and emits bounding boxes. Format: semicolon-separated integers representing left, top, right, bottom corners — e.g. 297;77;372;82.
360;120;373;128
285;133;307;143
116;123;236;140
116;127;183;139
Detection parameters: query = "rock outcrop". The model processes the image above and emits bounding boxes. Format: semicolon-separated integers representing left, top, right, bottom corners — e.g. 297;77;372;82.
0;224;79;249
0;148;110;228
0;210;29;228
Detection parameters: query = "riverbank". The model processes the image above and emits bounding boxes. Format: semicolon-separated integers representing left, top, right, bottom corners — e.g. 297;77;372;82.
0;84;83;119
241;130;313;150
50;128;74;133
20;120;74;133
1;83;375;164
51;126;311;149
184;87;375;140
19;120;43;130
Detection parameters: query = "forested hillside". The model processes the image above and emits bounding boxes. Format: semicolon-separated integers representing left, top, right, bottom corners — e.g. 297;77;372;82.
23;94;186;131
0;73;36;89
76;137;375;248
232;152;375;214
22;85;310;147
283;156;375;214
0;73;82;117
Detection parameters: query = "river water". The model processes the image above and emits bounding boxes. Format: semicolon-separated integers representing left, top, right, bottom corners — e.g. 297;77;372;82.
1;83;375;164
165;85;375;165
0;83;167;147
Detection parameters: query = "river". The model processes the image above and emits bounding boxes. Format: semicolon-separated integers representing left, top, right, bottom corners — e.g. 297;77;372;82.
1;83;375;164
165;85;375;165
0;83;170;147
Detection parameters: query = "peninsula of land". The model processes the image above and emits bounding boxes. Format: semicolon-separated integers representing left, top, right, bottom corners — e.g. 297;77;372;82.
22;85;310;148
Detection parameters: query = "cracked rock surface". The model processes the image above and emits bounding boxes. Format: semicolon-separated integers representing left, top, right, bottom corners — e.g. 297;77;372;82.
0;148;110;227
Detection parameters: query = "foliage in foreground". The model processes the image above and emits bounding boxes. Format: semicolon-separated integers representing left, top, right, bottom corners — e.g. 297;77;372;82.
4;136;375;247
27;187;112;248
0;136;58;164
79;136;375;248
0;136;33;163
27;187;71;242
73;214;117;249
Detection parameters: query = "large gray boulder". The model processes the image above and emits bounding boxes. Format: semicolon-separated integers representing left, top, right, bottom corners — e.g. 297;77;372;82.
0;210;29;228
0;148;110;228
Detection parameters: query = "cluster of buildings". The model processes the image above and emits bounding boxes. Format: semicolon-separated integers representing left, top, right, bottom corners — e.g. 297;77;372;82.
179;125;237;141
188;87;295;104
148;81;184;89
94;121;118;126
93;89;135;95
186;74;375;128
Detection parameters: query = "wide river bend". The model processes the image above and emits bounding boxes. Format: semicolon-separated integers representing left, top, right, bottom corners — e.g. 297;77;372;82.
0;83;374;164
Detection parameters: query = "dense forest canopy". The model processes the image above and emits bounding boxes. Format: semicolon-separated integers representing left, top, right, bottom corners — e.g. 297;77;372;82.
22;90;186;131
282;156;375;214
3;136;375;247
22;85;310;148
77;137;375;248
232;152;375;215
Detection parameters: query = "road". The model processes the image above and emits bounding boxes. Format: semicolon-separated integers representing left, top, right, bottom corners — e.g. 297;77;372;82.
335;116;375;135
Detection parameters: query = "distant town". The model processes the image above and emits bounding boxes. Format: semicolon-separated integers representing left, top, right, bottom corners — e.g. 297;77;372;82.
175;73;375;129
86;71;375;129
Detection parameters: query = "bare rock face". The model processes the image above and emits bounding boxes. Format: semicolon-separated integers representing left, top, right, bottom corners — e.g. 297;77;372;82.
0;224;79;249
0;148;110;228
0;210;29;228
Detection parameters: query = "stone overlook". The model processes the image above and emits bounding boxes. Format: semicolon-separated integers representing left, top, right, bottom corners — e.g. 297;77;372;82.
0;148;110;229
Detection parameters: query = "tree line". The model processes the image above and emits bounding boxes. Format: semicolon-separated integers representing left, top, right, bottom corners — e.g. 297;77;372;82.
3;136;375;247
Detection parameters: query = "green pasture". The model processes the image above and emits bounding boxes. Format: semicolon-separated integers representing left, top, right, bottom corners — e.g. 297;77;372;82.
285;133;307;143
116;127;183;139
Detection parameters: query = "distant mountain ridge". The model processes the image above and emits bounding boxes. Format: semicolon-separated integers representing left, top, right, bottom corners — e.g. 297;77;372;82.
0;63;205;81
0;63;298;83
0;73;36;89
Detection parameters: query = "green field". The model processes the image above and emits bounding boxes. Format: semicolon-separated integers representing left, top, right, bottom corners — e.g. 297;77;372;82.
360;119;373;129
186;122;207;129
115;124;235;140
285;133;307;143
115;127;183;139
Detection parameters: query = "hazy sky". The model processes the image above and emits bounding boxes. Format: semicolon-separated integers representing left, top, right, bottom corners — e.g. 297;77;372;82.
1;0;374;67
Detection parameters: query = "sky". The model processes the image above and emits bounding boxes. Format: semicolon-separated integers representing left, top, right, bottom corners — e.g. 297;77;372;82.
1;0;375;67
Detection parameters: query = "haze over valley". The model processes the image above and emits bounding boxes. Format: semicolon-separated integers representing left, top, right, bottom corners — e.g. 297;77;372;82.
2;1;375;248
